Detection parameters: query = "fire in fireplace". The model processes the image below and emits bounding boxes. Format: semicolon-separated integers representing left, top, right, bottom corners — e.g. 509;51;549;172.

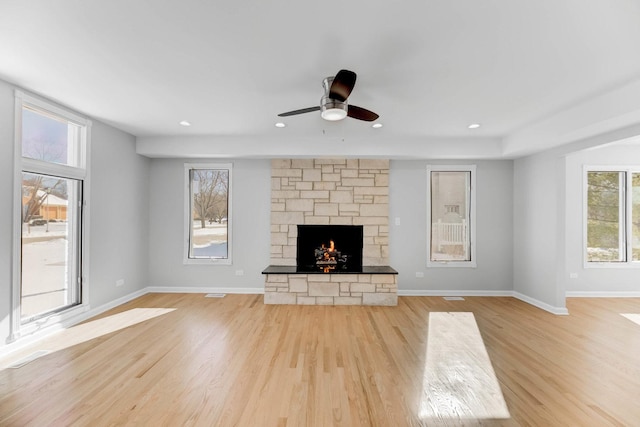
314;239;347;272
297;225;363;272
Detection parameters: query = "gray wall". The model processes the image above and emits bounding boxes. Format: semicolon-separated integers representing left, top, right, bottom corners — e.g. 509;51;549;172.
565;143;640;294
147;158;271;290
0;80;150;349
512;139;640;312
513;152;567;311
389;160;514;293
147;158;515;294
88;121;150;304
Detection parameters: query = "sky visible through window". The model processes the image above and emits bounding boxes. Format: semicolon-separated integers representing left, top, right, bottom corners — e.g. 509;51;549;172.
22;107;68;164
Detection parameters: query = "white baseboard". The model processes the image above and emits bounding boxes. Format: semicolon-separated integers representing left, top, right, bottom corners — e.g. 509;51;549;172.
0;288;147;360
145;286;264;295
513;292;569;315
83;288;150;318
398;290;513;297
398;290;568;315
566;291;640;298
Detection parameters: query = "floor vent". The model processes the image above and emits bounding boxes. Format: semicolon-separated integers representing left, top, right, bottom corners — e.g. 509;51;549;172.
8;350;50;369
205;293;226;298
443;296;465;301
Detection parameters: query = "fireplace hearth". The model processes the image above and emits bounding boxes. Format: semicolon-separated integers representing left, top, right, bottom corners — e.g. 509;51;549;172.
297;225;363;272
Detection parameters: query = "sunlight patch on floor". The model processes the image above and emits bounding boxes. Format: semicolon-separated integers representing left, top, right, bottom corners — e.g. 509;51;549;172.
1;308;175;370
621;313;640;326
419;312;510;421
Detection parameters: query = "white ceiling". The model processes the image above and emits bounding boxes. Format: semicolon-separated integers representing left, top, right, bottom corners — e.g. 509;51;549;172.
2;1;640;159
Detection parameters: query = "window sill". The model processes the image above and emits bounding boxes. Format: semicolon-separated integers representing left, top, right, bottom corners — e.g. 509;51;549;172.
427;261;477;268
11;303;90;343
583;262;640;269
184;258;232;266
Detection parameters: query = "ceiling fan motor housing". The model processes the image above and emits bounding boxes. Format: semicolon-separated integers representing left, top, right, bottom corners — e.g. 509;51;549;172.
321;76;348;121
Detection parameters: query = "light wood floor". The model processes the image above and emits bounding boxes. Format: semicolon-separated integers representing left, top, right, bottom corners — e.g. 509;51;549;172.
1;294;639;426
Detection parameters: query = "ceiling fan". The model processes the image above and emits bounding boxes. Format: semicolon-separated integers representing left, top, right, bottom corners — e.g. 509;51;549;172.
278;69;379;122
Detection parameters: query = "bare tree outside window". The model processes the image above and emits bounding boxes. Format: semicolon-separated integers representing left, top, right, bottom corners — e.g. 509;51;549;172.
587;171;624;262
586;170;640;264
192;170;228;228
22;174;65;224
633;173;640;261
22;107;81;167
188;166;231;261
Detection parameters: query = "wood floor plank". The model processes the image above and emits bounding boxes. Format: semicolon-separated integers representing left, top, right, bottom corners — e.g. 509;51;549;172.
1;294;639;426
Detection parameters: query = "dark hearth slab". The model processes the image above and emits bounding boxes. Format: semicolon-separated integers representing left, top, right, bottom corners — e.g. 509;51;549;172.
262;265;398;275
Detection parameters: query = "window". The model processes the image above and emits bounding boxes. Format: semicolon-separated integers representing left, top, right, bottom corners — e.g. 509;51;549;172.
13;91;90;339
585;168;640;264
427;165;476;267
184;163;232;264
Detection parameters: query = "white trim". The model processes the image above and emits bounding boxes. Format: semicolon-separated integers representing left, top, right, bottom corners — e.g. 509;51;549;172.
566;291;640;297
11;91;24;341
10;303;91;342
183;163;233;265
398;290;513;297
399;290;569;315
146;286;264;294
21;158;87;180
17;90;91;127
82;288;148;318
426;164;477;268
81;123;92;321
582;262;640;268
11;90;92;342
512;292;569;315
0;288;146;360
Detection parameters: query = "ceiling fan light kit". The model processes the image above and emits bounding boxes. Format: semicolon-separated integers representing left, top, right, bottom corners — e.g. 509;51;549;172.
320;96;348;121
278;69;379;122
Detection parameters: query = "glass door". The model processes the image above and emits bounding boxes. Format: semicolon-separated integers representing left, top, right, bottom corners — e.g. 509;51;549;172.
21;172;82;321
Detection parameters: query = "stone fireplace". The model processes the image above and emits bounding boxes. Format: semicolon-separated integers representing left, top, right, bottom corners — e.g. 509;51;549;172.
269;158;390;266
263;159;397;305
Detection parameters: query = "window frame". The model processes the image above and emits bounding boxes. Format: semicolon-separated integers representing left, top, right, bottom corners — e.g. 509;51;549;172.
583;165;640;268
426;164;477;268
12;90;92;342
183;163;233;265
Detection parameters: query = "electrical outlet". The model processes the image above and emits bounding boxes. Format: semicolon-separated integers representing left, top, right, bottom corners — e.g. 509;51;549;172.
116;279;125;287
235;270;244;276
395;217;401;226
415;272;424;278
569;273;578;279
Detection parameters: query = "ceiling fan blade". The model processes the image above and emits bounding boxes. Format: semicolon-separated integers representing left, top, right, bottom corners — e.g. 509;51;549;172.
278;106;321;117
329;69;357;102
347;105;379;122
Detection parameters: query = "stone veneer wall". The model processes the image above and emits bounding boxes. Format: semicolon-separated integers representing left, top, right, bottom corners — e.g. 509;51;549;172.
270;158;389;266
264;273;397;305
266;158;396;306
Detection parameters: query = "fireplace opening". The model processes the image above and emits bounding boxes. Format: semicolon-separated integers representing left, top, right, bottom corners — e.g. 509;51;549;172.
297;225;363;272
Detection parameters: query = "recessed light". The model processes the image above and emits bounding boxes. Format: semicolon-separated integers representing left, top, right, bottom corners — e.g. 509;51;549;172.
179;120;191;127
468;123;481;129
275;122;286;128
372;123;383;129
